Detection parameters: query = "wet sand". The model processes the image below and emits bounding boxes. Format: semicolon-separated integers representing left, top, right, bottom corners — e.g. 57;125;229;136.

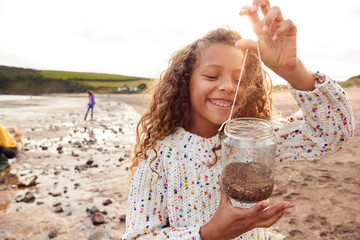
0;94;142;239
0;88;359;239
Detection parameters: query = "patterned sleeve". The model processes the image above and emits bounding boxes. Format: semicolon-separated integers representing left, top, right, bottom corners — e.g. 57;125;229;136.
273;73;355;165
122;148;201;239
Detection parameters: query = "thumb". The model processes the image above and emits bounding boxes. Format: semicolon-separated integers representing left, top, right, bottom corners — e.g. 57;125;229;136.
235;39;258;50
218;176;232;207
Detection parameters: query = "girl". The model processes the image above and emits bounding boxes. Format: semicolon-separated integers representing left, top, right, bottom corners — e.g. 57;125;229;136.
123;0;354;239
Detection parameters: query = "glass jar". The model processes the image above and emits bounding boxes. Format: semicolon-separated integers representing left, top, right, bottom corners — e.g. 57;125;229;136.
220;118;277;203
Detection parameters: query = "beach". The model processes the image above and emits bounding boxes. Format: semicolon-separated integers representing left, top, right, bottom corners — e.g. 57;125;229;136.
0;88;359;240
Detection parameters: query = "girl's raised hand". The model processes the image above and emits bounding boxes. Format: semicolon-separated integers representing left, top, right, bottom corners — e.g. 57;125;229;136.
200;177;290;240
237;0;297;71
236;0;316;90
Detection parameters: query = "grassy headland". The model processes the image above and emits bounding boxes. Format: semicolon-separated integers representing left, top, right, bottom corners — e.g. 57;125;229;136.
0;66;151;94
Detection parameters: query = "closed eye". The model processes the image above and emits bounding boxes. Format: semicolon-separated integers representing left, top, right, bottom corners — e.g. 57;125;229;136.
204;75;218;80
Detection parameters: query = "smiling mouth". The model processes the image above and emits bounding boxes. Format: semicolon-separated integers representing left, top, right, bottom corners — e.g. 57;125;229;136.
209;99;233;107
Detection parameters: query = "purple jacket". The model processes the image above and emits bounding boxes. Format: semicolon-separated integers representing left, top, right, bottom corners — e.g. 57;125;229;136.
89;94;95;107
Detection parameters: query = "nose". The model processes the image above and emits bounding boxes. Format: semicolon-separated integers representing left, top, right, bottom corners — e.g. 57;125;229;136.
218;75;235;93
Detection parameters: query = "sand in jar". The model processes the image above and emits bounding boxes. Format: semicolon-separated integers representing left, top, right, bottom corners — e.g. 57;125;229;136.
221;162;274;203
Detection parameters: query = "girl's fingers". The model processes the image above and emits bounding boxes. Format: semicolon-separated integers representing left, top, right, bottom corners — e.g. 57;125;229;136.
251;0;270;14
259;0;271;16
241;3;285;36
235;39;257;50
239;6;249;16
250;0;260;12
255;209;287;228
273;19;297;41
250;201;289;228
240;6;261;25
240;0;271;23
241;200;270;218
263;6;284;32
259;201;290;220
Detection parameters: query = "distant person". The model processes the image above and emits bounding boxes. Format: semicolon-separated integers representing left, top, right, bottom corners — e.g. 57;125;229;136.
0;124;18;170
84;90;96;120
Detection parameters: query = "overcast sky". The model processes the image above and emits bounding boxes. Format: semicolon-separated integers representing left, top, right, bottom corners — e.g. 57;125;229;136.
1;0;359;85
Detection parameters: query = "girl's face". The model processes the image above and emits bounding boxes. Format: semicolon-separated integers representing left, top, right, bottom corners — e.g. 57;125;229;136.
188;43;245;137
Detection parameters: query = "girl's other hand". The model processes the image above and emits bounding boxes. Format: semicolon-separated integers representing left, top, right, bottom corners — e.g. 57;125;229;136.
200;177;290;240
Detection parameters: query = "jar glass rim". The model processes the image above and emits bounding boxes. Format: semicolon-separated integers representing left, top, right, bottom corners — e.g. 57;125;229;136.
224;117;274;140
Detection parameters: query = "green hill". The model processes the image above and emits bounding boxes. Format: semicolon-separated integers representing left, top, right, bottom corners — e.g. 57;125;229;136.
0;65;152;94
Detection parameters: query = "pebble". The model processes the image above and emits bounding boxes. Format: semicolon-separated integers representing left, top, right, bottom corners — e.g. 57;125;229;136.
119;214;126;223
40;145;48;150
53;202;62;207
102;199;112;206
91;212;105;225
49;192;62;197
48;229;58;239
53;206;64;213
22;191;35;202
75;164;87;172
86;159;94;165
17;176;38;188
72;151;80;157
87;206;100;215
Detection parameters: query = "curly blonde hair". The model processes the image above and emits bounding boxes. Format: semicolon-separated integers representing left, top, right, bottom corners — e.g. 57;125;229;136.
130;28;273;176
